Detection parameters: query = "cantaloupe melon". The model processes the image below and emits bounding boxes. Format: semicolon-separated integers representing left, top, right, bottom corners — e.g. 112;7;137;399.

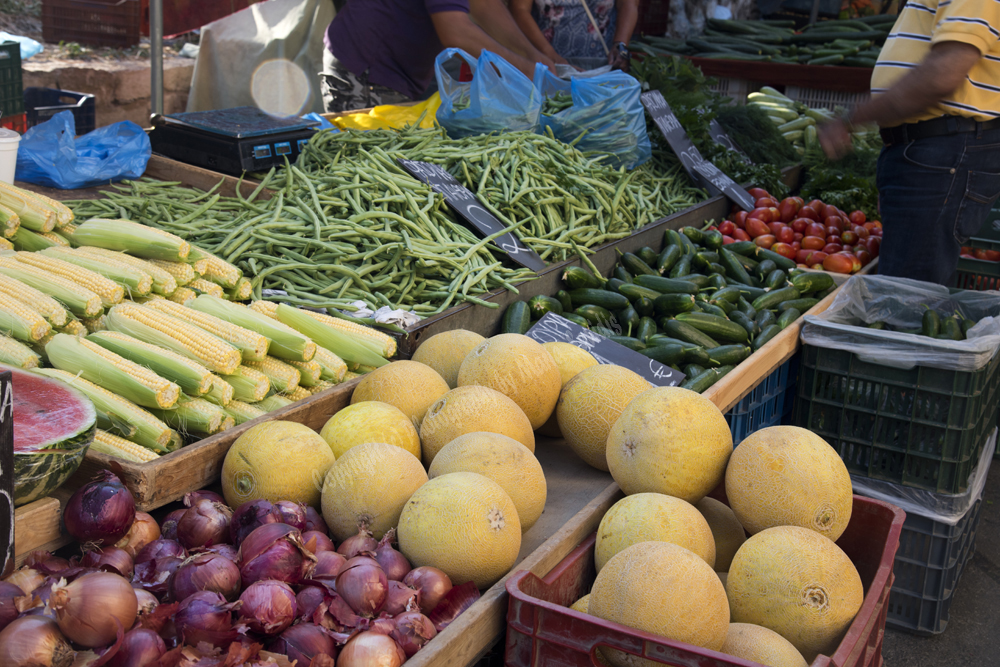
319;401;421;460
589;541;729;667
595;493;715;571
727;526;863;662
321;442;428;541
222;421;336;509
556;365;651;471
397;472;521;589
720;623;808;667
537;343;598;438
569;594;591;613
419;385;534;464
351;360;449;427
696;497;746;572
411;330;485;388
725;426;853;540
428;432;546;531
606;387;732;503
457;334;561;430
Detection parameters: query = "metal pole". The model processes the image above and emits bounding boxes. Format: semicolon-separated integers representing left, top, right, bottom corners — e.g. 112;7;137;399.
150;0;164;117
809;0;822;25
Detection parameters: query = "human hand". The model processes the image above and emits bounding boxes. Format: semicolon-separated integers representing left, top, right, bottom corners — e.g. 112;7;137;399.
608;42;630;72
817;117;854;160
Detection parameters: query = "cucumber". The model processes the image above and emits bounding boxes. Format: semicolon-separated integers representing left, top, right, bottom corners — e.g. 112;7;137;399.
720;247;756;286
704;230;724;250
642;344;688;366
648;334;695;348
683;364;706;377
662;319;721;349
682;274;713;290
681;226;705;245
609;336;646;351
707;344;751;366
638;247;659;268
730;311;759;338
562;313;590;328
921;309;941;338
731;283;769;301
681;367;724;392
733;253;761;275
708;262;728;276
756;309;776;329
619;305;640;336
636;317;657;342
528;295;563;320
764;269;788;290
708;274;729;291
676;231;699;256
867;321;887;330
699;303;730;319
664;228;684;249
752;324;781;350
657;244;682;275
613;266;633;283
777;116;815;133
620;251;658;277
778;298;819;313
634;296;654;317
756;248;797;271
777;308;801;330
655;293;698;316
669;254;693;278
681;345;714;366
592;326;618;337
693;251;721;272
676;312;749;344
752;286;801;311
563;266;604;289
710;298;736;315
737;296;757;319
941;316;964;341
574;304;614;326
961;317;977;335
618;283;662;303
570;288;630;311
502;301;531;334
726;241;760;257
755;259;777;278
790;272;836;294
606;278;629;294
555;290;572;313
634;275;700;294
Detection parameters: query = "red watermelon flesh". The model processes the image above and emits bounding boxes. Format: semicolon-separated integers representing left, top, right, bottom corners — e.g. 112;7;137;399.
13;369;95;452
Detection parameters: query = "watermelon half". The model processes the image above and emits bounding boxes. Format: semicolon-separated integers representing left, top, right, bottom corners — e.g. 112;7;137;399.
5;364;97;507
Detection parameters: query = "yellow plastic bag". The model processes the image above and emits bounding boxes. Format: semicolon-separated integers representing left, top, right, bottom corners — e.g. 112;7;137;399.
329;93;441;131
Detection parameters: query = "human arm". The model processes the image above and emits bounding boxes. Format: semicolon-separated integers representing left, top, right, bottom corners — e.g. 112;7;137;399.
509;0;569;65
469;0;562;67
608;0;638;69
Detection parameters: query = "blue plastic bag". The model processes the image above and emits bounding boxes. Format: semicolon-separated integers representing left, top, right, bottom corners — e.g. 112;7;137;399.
435;48;542;138
533;69;652;169
15;111;151;189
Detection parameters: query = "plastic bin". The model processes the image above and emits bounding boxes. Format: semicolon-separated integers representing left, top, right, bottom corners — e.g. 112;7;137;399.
709;77;758;105
784;86;871;112
725;356;796;444
506;495;904;667
792;344;1000;494
0;41;24;118
955;238;1000;292
24;88;97;135
41;0;141;48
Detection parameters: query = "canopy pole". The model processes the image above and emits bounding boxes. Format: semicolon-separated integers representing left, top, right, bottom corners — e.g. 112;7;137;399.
150;0;164;117
809;0;822;25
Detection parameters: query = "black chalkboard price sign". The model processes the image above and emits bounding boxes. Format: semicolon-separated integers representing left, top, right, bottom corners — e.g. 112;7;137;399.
0;370;13;578
525;313;684;387
397;159;547;273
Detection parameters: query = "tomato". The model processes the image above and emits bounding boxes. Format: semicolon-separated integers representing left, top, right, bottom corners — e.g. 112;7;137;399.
748;188;771;200
722;235;736;245
961;246;974;254
823;243;844;254
962;253;977;259
808;251;829;265
863;222;878;233
869;220;883;229
770;242;797;259
777;226;795;244
733;228;751;242
865;237;881;257
795;249;815;264
748;207;774;224
778;198;800;223
791;241;801;251
974;248;989;260
849;210;866;225
801;235;826;251
746;218;772;239
841;230;859;245
806;199;826;216
719;220;736;236
855;249;872;266
843;245;855;253
754;234;777;249
767;222;786;236
823;253;855;274
853;226;870;240
985;250;1000;262
810;263;825;271
871;228;883;238
732;211;749;229
793;232;804;242
849;253;863;272
803;222;825;238
791;218;810;233
798;205;821;221
826;227;841;239
790;196;805;208
755;197;779;209
823;216;842;230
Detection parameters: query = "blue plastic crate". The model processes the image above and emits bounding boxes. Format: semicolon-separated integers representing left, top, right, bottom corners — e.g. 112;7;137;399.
726;356;797;444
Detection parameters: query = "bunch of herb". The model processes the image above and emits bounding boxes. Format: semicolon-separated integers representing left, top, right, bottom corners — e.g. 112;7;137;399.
800;140;880;218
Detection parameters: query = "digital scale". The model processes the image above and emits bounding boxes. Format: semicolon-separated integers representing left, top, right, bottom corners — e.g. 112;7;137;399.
148;107;321;175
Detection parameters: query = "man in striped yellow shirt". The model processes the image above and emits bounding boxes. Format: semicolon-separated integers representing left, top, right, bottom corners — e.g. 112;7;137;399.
819;1;1000;285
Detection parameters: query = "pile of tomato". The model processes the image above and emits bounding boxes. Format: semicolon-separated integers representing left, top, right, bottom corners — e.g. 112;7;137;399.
960;245;1000;262
712;188;882;274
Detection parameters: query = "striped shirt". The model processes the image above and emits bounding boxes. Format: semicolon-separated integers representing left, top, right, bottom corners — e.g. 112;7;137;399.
871;0;1000;124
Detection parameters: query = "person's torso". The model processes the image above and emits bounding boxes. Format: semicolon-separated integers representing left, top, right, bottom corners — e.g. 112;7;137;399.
533;0;618;60
871;0;1000;125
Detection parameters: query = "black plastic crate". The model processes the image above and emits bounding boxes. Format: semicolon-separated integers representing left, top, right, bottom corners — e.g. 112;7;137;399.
726;356;796;444
42;0;141;48
793;345;1000;493
0;41;24;118
24;88;96;135
956;238;1000;292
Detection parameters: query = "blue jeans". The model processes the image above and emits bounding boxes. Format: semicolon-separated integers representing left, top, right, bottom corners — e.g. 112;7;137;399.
876;124;1000;285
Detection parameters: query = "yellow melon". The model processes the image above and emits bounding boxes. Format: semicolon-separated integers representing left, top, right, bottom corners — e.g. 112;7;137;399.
321;442;428;541
727;526;863;662
695;497;746;572
397;472;521;589
419;385;535;465
589;541;729;667
725;426;853;540
319;401;421;460
351;360;449;427
606;387;732;503
569;594;591;613
411;330;485;388
428;432;546;532
222;421;336;508
556;365;652;471
720;623;808;667
537;342;599;438
595;493;715;571
457;334;561;430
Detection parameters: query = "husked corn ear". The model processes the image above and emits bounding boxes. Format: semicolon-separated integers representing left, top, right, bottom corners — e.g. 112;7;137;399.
81;315;107;332
280;386;311;402
33;367;173;451
187;278;224;299
106;302;242;375
58;319;88;337
245;357;300;394
220;365;270;402
189;247;242;289
149;397;228;436
0;335;40;368
41;247;153;298
189;296;315;362
169;287;197;305
219;416;235;432
0;238;11;251
0;203;19;238
89;330;214;396
189;258;208;277
0;293;51;342
149;260;196;286
0;182;55;232
133;294;165;304
306;309;397;358
225;400;266;425
254;394;293;412
308;380;336;395
60;222;78;235
204;375;235;407
287;359;322;387
91;429;160;463
248;301;279;319
314;347;347;383
226;278;253;301
28;190;74;228
15;251;124;307
0;258;103;317
343;371;361;381
0;274;68;327
74;247;177;296
146;299;270;361
39;232;71;247
11;227;59;252
71;218;190;262
275;304;387;369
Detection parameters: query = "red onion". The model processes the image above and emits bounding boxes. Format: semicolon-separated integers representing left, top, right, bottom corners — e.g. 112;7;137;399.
269;623;337;664
114;512;160;558
302;506;328;535
312;551;347;580
391;611;437;656
429;581;480;631
132;557;183;597
370;616;396;635
239;523;312;588
302;531;335;554
107;626;166;667
295;586;326;621
380;580;419;617
159;510;186;542
24;553;70;575
230;500;282;546
79;546;134;579
170;552;241;601
200;543;240;562
134;589;158;615
184;490;226;507
403;567;453;615
336;556;387;618
238;580;297;636
50;571;138;648
174;591;237;648
0;616;74;667
0;582;24;632
63;471;136;545
337;524;377;559
177;499;232;549
135;539;186;565
274;501;307;531
338;631;405;667
374;529;411;581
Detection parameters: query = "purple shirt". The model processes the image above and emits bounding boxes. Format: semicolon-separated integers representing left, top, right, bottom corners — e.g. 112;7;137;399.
325;0;470;100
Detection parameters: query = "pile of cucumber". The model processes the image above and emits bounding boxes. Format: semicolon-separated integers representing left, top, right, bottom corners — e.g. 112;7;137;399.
869;309;979;341
502;225;838;392
747;87;879;155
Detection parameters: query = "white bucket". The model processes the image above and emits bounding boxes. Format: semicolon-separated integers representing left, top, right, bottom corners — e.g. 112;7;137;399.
0;128;20;185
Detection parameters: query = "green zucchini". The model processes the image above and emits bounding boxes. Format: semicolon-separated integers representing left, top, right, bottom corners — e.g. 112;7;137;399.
752;286;801;311
574;304;614;326
619;283;663;303
633;275;700;294
562;313;590;328
563;266;605;290
676;312;749;344
663;319;721;349
613;266;633;283
669;254;693;278
790;272;836;294
778;298;819;313
555;290;572;313
764;269;788;290
777;308;801;330
620;251;658;277
752;324;781;350
642;344;688;366
657;244;683;275
634;296;654;317
655;293;698;316
528;295;563;320
502;301;531;334
707;344;751;366
609;335;646;351
921;309;941;338
570;288;629;311
720;247;756;286
636;317;657;342
637;247;659;268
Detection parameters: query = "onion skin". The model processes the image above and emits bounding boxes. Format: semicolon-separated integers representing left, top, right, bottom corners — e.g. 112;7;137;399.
200;543;239;562
269;622;338;665
0;582;25;632
273;501;307;531
403;567;453;616
132;557;183;597
50;571;138;648
135;539;186;565
184;490;226;507
311;551;347;580
107;627;166;667
230;500;282;546
173;591;237;648
374;529;411;582
302;506;328;535
391;611;437;657
335;556;387;618
114;512;161;558
159;510;186;542
0;616;75;667
4;567;45;596
24;553;71;575
338;631;406;667
238;580;297;636
302;531;335;554
380;580;419;617
170;552;241;602
64;471;136;545
177;500;232;550
239;523;311;588
337;524;377;559
134;589;158;615
79;546;134;579
295;586;326;621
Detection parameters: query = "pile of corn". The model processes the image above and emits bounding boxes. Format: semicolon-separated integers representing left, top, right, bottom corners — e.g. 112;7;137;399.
0;183;396;464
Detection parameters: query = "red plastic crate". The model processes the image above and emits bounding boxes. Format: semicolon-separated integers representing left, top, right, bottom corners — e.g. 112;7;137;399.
506;496;904;667
42;0;142;48
0;112;25;134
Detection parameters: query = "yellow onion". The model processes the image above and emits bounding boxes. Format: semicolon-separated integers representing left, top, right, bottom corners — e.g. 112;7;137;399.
50;571;138;648
115;512;161;557
0;616;74;667
4;567;45;596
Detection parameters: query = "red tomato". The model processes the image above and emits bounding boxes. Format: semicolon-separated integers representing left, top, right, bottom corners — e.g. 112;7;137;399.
804;223;826;238
746;218;772;239
791;241;801;251
791;196;805;208
722;235;736;245
849;210;867;225
778;198;800;223
865;237;881;257
755;197;779;209
985;249;1000;261
826;235;842;244
974;248;989;260
808;251;829;265
793;232;804;242
795;249;815;264
777;226;795;244
855;249;872;266
767;222;786;236
871;228;883;238
849;253;863;272
962;253;977;259
801;236;826;251
962;246;974;254
826;226;841;238
841;230;859;245
823;216;842;230
791;218;810;233
734;228;751;242
754;234;777;249
732;211;749;229
823;243;844;254
806;199;826;216
771;242;797;259
823;253;855;274
810;263;825;271
719;220;736;236
748;207;774;224
869;220;883;229
798;205;820;221
748;188;771;200
853;226;870;240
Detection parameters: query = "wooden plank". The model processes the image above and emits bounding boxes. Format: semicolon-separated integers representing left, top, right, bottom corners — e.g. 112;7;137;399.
14;491;71;566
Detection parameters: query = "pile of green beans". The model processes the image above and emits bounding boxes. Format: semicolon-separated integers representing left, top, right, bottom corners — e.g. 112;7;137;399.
541;91;574;116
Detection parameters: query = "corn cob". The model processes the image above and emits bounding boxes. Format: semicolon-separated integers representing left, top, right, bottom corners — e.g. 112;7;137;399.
16;187;73;228
0;334;40;368
148;397;228;436
275;304;387;368
0;182;55;232
168;287;198;305
74;247;177;296
39;232;71;247
145;299;269;361
204;375;235;407
219;416;235;432
149;260;196;286
287;359;322;387
279;386;311;402
189;296;315;362
81;315;107;332
132;295;165;304
15;251;124;307
189;257;208;277
248;301;279;318
188;247;242;289
224;400;266;425
90;429;160;463
308;380;336;395
40;247;153;298
88;330;214;396
0;203;19;238
0;274;68;327
33;368;174;451
343;371;361;381
0;258;103;317
220;365;270;403
0;238;11;251
226;278;253;301
60;222;78;235
70;218;190;262
314;347;347;383
11;227;59;252
245;356;300;394
306;310;396;358
0;293;51;342
187;278;224;299
254;394;293;412
57;319;88;337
